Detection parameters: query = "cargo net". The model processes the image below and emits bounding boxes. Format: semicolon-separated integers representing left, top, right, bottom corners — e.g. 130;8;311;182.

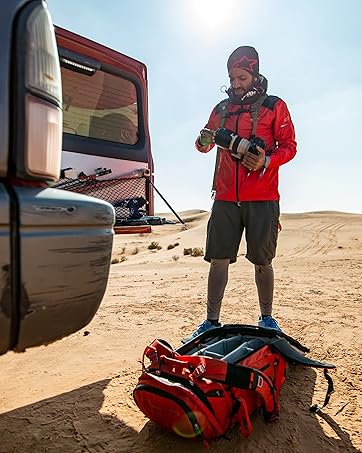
53;169;149;225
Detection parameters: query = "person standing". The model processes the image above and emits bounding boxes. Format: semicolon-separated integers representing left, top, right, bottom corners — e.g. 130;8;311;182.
183;46;296;343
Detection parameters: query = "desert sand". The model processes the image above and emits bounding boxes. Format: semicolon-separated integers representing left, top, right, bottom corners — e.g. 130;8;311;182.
0;210;361;453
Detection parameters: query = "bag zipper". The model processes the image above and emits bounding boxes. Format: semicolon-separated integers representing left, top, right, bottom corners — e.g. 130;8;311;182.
158;371;216;415
134;384;204;439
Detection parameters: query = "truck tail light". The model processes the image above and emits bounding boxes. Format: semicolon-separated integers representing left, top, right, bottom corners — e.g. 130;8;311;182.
25;94;62;180
15;1;63;182
25;3;62;104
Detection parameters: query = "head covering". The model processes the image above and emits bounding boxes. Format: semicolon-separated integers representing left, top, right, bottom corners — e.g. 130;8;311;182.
227;46;259;76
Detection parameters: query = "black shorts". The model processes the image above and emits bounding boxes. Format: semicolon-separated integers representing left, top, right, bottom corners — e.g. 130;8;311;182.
204;200;280;265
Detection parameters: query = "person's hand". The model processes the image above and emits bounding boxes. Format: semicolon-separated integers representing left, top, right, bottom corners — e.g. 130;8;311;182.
242;146;266;171
198;128;215;147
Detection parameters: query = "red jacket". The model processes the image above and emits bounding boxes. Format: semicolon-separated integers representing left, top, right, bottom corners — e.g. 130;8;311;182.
196;96;297;202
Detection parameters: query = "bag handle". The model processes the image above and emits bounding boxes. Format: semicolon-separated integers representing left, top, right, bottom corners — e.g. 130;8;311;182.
158;354;279;420
234;398;253;437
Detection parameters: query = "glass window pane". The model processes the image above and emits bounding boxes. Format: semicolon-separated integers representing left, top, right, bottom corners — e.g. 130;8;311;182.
61;66;138;145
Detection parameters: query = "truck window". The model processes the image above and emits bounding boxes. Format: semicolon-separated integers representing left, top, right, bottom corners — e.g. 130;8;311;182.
61;65;138;145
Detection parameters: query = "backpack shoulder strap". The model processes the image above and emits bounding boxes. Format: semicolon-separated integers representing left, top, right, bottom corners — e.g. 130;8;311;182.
211;99;229;193
249;94;268;138
214;98;229;128
212;149;221;193
270;338;335;369
212;94;277;192
217;94;280;136
212;95;265;192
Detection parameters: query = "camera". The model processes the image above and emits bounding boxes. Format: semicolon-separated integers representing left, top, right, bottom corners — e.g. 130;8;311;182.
214;128;265;158
202;128;266;159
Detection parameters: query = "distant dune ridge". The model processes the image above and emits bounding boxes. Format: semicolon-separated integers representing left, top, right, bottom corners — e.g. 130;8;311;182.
0;210;361;452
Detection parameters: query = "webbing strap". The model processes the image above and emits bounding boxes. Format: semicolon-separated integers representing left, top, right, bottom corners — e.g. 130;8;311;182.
211;100;229;193
211;95;267;192
212;149;221;194
249;94;267;138
158;354;278;418
225;362;259;389
219;99;229;128
236;398;253;437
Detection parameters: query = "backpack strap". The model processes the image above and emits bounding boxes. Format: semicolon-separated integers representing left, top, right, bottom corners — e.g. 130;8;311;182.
157;354;279;421
309;368;335;413
211;99;229;193
218;99;229;128
234;398;253;437
249;93;268;138
211;94;268;193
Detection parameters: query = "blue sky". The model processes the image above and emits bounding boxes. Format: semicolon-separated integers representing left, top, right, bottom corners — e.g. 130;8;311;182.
48;0;362;214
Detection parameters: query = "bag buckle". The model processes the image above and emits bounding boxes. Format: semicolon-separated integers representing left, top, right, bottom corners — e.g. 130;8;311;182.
192;363;206;379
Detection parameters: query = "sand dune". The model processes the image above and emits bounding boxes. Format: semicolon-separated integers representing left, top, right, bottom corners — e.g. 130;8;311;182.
0;211;361;452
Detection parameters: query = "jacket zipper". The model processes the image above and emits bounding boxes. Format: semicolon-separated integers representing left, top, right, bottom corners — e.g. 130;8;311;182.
235;113;241;204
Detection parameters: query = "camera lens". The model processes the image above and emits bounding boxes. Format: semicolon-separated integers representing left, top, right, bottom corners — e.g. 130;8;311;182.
214;128;244;155
214;128;233;149
230;135;242;154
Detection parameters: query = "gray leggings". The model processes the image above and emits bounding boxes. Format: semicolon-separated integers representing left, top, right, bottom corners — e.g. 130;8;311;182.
207;258;274;320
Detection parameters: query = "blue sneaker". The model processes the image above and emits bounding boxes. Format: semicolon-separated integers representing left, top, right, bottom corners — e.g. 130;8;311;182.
182;320;221;344
258;316;282;332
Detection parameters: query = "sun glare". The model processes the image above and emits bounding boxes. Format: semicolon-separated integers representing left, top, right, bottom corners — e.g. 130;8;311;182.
187;0;238;33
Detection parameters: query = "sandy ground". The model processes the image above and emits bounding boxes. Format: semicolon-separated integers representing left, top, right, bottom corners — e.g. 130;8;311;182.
0;210;361;453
